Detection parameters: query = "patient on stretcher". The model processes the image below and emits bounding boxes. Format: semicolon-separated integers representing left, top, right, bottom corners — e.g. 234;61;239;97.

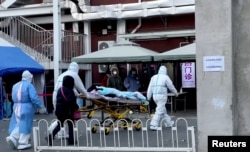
87;85;149;105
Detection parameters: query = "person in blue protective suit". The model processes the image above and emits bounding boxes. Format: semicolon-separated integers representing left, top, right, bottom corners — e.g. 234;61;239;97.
49;62;89;138
147;65;178;131
124;68;141;92
6;70;46;150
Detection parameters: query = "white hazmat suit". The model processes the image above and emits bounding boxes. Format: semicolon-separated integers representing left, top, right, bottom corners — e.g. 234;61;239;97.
52;62;89;108
147;66;178;130
49;62;89;137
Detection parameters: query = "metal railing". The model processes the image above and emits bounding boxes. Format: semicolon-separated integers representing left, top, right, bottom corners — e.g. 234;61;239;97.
32;30;87;63
0;15;86;63
33;117;196;152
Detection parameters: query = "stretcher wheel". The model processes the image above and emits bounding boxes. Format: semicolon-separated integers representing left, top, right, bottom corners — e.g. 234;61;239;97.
134;122;141;131
87;111;95;119
123;123;128;130
105;127;110;135
120;120;128;130
87;114;92;119
91;126;97;133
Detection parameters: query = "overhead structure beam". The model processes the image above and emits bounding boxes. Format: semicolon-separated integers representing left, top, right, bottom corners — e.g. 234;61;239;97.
118;29;195;40
0;0;195;20
0;1;68;18
0;4;55;17
27;15;77;24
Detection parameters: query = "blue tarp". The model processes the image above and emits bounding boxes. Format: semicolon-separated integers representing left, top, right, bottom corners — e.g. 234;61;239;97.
0;46;45;119
0;46;44;76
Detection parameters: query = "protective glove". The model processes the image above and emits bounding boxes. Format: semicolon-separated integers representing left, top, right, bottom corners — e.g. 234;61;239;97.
175;93;179;97
86;92;91;99
39;107;47;114
142;100;149;105
146;96;150;101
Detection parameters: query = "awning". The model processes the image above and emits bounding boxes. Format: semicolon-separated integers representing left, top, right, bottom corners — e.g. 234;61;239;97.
0;46;44;76
72;41;159;64
153;43;196;61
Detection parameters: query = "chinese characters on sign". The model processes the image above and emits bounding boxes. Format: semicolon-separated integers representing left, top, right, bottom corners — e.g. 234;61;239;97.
182;62;195;88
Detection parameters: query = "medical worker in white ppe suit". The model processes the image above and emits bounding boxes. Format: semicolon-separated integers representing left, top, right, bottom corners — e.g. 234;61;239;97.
52;62;89;108
147;65;178;131
6;70;46;150
49;62;89;137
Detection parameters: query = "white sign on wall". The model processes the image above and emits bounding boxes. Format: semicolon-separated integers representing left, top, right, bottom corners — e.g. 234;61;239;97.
181;62;195;88
203;56;224;71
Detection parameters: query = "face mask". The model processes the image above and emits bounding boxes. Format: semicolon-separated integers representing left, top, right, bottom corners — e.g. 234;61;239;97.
132;71;136;75
113;71;117;75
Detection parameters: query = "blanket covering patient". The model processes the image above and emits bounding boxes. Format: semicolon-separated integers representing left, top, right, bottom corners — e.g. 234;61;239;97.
89;86;148;105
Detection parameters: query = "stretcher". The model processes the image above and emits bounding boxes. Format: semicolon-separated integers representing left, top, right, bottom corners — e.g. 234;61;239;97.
78;93;149;135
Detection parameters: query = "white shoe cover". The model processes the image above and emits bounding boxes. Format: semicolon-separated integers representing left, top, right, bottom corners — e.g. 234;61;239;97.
6;136;17;150
150;125;158;131
17;144;31;150
164;121;174;127
169;121;174;127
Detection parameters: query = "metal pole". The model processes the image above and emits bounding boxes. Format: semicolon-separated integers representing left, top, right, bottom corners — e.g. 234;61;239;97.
53;0;61;86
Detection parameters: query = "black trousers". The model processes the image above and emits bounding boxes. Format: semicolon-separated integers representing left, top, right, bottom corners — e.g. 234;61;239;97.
51;117;74;144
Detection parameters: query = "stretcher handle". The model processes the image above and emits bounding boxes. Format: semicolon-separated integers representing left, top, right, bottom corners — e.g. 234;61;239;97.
78;95;87;99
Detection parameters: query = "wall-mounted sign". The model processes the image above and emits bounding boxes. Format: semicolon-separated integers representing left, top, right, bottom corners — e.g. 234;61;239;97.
182;62;195;88
203;56;224;71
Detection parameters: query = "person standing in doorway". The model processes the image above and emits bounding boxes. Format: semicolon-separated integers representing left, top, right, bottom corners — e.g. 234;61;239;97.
107;65;124;91
123;68;141;92
147;65;178;131
6;70;46;150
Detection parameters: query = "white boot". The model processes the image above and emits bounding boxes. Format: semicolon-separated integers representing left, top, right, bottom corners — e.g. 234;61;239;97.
57;128;69;139
164;121;174;127
17;144;31;150
6;136;17;150
150;125;158;131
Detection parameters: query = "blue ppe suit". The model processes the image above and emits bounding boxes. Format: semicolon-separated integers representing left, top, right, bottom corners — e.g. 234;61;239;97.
7;70;43;150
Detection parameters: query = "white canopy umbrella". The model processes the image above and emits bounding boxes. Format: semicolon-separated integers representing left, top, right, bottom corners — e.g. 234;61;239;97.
72;41;159;64
153;43;196;61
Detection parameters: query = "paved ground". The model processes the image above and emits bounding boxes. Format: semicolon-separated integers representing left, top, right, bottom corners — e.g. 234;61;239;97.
0;109;197;152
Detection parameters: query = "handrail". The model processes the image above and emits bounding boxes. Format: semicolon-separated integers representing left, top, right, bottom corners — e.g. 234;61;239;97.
0;15;86;63
16;16;50;32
